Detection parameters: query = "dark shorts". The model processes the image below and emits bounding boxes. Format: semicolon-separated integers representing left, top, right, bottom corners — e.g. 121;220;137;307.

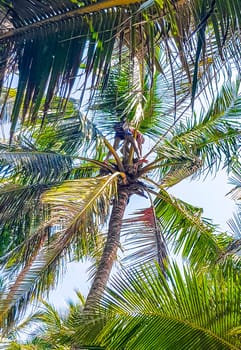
115;129;132;140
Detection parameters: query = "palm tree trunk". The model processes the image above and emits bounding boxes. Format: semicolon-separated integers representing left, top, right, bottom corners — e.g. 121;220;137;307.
84;188;129;310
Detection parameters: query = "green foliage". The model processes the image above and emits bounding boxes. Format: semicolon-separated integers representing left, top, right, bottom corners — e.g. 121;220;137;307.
12;263;241;349
1;0;241;135
89;263;241;349
0;0;241;344
0;71;239;339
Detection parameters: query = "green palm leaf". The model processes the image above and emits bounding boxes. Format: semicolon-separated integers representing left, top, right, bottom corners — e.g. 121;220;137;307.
84;263;241;349
0;175;118;329
0;150;72;183
33;262;241;349
30;111;104;158
169;81;241;175
6;259;241;349
154;188;229;267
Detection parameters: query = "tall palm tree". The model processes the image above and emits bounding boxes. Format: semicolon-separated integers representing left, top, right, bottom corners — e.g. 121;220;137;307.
0;64;240;333
5;182;241;349
0;0;240;336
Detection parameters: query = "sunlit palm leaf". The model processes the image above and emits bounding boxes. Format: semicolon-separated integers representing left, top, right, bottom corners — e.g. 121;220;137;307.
0;175;118;328
41;175;118;222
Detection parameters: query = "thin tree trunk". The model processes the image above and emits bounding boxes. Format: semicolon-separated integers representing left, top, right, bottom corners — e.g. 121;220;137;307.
84;188;129;311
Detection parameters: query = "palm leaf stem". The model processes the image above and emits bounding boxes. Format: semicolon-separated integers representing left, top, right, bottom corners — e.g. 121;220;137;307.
0;0;145;43
77;156;115;173
139;156;166;175
103;138;125;172
139;160;189;176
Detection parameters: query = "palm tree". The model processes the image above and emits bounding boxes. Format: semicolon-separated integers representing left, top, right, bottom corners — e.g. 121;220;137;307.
0;0;240;336
0;65;240;333
5;193;241;349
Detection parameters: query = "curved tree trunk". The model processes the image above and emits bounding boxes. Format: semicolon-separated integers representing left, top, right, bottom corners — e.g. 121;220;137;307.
84;188;129;311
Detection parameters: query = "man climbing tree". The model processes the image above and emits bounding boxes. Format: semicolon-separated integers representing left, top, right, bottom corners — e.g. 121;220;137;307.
105;120;145;162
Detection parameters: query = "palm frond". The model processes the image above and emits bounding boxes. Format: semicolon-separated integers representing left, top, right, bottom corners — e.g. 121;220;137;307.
2;0;241;136
0;222;49;333
41;174;118;223
24;109;106;159
89;263;241;349
0;175;118;328
160;156;203;187
7;262;241;349
0;150;72;183
23;301;72;347
217;209;241;262
0;182;48;229
91;57;190;142
0;0;159;135
141;142;201;182
228;165;241;200
153;187;230;267
169;81;241;176
121;206;167;272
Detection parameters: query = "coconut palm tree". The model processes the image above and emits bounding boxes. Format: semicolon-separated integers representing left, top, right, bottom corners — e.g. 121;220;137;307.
5;186;241;349
0;0;241;337
0;63;240;335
